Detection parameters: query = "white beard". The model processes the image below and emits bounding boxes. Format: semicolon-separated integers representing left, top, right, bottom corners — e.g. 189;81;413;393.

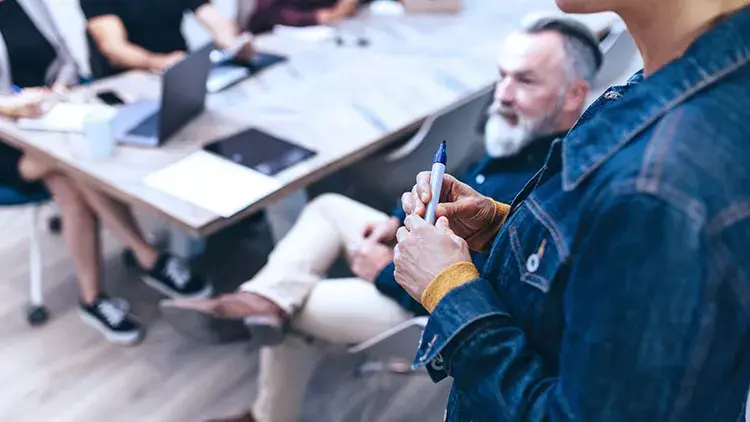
483;98;564;158
483;114;535;158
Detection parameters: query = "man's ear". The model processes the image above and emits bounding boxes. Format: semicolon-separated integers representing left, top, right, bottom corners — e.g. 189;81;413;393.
562;80;590;112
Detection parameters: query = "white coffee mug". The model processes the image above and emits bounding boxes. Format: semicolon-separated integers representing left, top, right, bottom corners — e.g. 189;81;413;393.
80;109;117;159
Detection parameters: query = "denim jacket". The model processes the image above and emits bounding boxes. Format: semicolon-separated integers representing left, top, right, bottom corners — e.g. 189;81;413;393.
376;134;559;316
414;6;750;421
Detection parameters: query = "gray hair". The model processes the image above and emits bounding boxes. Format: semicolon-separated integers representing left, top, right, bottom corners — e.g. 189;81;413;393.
523;17;602;85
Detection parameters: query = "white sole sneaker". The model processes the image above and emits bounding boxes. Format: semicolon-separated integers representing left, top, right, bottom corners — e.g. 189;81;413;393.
78;309;144;346
141;275;213;299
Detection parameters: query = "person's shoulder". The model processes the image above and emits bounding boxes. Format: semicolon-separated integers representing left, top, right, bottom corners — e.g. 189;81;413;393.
79;0;119;17
598;82;750;230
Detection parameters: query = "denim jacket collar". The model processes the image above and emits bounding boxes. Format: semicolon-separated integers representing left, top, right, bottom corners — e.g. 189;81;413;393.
562;5;750;191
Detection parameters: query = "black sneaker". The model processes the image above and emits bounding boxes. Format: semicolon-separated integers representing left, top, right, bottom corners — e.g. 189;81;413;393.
142;254;213;299
78;295;144;346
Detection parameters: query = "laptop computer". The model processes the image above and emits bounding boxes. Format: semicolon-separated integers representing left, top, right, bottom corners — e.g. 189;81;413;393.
115;43;213;147
402;0;461;14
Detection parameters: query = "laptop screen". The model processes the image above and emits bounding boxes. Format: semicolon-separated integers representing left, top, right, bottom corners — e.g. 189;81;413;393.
159;44;213;142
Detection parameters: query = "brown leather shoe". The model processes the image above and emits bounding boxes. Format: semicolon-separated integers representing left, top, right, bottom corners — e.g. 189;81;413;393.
206;409;256;422
160;292;286;345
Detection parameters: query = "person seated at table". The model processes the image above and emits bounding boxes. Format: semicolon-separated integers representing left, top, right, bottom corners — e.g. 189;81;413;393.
242;0;361;34
81;0;254;79
0;0;212;346
162;17;603;422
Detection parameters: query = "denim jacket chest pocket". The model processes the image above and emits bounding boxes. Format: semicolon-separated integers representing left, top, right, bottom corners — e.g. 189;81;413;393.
506;201;569;292
493;197;572;362
487;195;572;336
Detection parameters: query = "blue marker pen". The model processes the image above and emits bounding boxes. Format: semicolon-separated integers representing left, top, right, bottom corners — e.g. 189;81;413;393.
425;141;447;225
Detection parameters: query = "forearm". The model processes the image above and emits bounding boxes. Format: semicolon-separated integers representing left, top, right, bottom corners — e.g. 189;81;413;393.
211;26;239;51
100;41;164;71
195;4;240;49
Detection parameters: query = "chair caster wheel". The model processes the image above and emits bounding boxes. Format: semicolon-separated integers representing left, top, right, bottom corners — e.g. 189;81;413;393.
27;305;49;326
48;216;62;234
122;250;138;268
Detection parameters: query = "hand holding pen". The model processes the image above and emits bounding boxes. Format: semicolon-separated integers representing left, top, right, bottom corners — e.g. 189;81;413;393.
400;150;502;245
0;86;55;119
424;141;447;225
393;141;474;302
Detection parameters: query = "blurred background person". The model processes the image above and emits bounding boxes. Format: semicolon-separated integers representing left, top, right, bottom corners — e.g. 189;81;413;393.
81;0;254;79
242;0;361;34
0;0;211;346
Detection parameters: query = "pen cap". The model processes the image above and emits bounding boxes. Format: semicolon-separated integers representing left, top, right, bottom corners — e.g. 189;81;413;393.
434;141;447;165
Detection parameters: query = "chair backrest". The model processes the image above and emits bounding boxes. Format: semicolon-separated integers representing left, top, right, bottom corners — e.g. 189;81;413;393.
348;317;428;362
0;185;50;206
345;85;494;208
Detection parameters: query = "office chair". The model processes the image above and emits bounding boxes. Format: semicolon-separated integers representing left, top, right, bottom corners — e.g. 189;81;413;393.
342;316;452;420
348;316;429;376
0;186;61;326
334;84;494;212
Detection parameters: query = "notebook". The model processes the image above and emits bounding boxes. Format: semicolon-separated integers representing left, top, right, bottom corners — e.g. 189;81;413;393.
17;103;117;133
204;127;316;176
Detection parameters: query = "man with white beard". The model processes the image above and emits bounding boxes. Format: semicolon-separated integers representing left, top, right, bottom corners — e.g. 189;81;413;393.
161;17;602;422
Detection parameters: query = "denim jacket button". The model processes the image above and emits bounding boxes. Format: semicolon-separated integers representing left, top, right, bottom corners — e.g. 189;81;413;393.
475;174;485;184
604;90;621;100
430;353;445;371
526;253;540;273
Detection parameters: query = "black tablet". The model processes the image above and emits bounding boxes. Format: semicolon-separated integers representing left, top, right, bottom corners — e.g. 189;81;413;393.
204;128;316;176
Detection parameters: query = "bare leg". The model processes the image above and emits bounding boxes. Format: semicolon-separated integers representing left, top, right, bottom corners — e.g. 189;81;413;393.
19;156;102;304
73;184;159;270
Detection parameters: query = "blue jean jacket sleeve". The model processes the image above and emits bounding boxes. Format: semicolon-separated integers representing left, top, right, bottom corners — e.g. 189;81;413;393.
413;192;714;421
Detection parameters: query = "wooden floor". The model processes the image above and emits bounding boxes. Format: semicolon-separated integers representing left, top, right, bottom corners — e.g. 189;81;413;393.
0;205;450;422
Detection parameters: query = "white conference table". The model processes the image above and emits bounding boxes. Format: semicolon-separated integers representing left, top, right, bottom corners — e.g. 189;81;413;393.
0;1;613;240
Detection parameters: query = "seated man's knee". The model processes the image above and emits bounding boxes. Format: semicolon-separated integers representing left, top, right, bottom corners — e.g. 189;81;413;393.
307;193;349;212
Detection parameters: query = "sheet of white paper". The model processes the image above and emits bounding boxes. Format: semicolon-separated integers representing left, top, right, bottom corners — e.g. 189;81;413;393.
17;103;116;133
144;151;282;218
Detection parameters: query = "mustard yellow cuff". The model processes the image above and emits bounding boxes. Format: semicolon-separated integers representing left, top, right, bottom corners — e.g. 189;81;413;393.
421;262;480;313
465;201;511;253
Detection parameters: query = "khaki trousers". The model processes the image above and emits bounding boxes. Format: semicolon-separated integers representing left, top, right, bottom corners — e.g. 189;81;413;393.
241;194;413;422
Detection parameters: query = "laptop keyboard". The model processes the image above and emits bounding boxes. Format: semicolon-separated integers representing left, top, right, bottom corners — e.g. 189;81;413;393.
128;112;160;137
